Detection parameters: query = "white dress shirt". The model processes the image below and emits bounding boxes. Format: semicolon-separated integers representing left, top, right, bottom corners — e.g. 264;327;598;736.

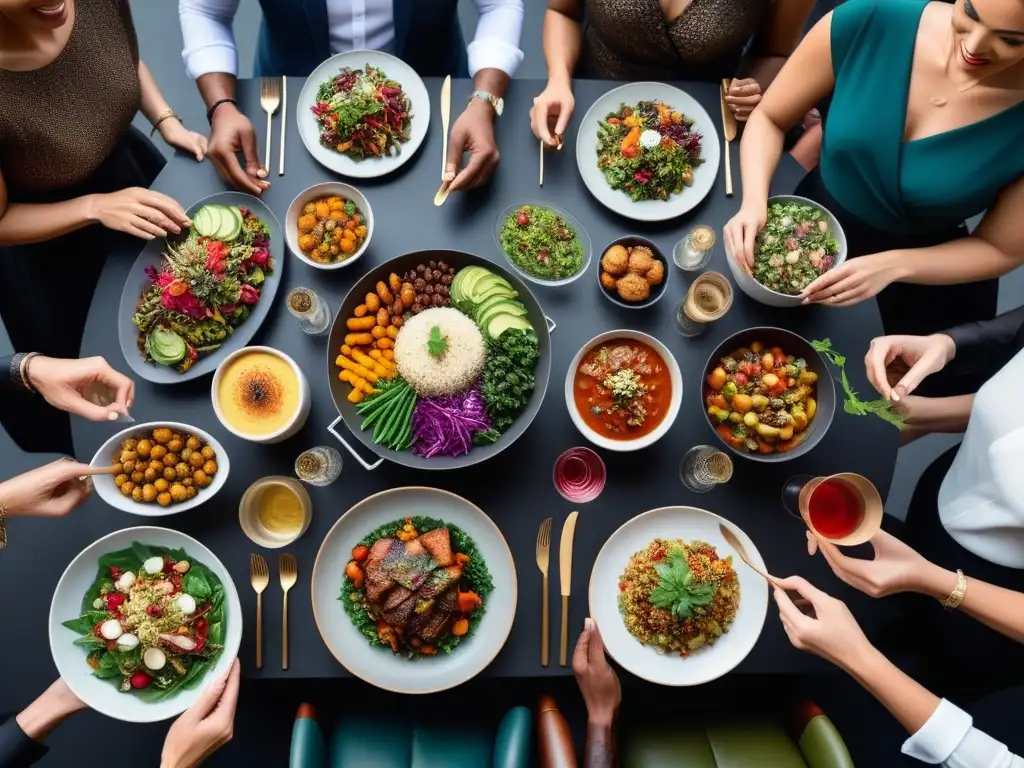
938;348;1024;568
903;699;1024;767
179;0;524;79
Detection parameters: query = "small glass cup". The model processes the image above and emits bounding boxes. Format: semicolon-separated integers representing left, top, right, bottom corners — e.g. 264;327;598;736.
675;271;733;337
287;287;332;336
680;445;734;493
294;446;343;486
673;225;716;271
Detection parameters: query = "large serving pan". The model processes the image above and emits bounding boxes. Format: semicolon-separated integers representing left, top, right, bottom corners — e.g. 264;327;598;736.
327;250;554;470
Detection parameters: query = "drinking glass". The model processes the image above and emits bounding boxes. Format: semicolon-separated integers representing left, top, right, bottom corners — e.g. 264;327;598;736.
286;287;332;336
672;225;716;271
295;446;342;486
680;445;734;493
675;271;733;337
781;473;883;546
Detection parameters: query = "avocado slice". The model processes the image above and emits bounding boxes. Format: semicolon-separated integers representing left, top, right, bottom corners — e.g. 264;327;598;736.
469;273;514;303
452;265;484;304
478;299;527;329
487;312;534;340
473;294;519;321
147;327;187;366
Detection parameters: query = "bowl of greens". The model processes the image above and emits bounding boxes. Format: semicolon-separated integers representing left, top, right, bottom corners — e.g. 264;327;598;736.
727;195;847;308
494;201;592;287
49;527;241;722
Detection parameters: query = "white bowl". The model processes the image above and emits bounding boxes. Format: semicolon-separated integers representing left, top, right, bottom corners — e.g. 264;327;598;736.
565;330;683;451
589;506;768;686
285;182;373;271
725;195;848;308
493;201;593;287
211;346;311;444
49;526;242;722
90;422;230;516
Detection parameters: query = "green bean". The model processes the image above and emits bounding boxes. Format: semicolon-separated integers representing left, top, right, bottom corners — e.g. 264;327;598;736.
362;383;406;431
379;388;414;447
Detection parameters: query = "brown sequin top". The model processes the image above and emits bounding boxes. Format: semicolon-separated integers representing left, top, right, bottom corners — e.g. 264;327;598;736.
581;0;770;81
0;0;141;195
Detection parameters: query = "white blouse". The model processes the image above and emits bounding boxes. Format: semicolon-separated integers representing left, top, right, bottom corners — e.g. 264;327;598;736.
903;698;1023;767
938;348;1024;568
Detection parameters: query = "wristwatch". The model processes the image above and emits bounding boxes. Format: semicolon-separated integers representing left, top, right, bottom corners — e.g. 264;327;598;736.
470;90;504;117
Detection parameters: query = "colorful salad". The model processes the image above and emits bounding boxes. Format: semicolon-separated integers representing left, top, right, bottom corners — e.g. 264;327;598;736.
311;64;411;159
498;204;585;281
131;204;273;373
753;202;840;295
62;544;226;699
596;101;703;202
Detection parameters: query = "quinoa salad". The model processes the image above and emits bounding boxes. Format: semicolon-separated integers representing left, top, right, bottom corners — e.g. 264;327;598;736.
618;538;739;657
753;202;839;295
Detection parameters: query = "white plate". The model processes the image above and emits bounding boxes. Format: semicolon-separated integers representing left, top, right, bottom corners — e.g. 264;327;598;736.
90;422;230;517
285;182;374;270
49;527;242;722
311;487;516;693
296;50;430;179
589;506;768;686
576;83;720;222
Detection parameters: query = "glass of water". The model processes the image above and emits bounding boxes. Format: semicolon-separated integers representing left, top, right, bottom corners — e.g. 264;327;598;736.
287;287;332;336
295;446;342;486
673;225;716;271
680;445;734;493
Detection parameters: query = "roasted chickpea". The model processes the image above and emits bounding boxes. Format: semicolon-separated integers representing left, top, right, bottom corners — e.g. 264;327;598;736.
190;453;205;468
181;477;194;488
122;459;136;474
114;474;129;488
149;459;164;472
186;486;198;499
110;462;124;475
167;438;183;454
152;428;172;444
136;439;152;458
132;486;144;503
144;467;158;482
186;437;202;451
163;467;177;482
170;484;188;502
432;294;444;307
142;484;158;503
171;462;188;479
123;438;139;451
154;478;170;493
163;453;179;467
131;470;145;484
180;447;193;463
193;470;210;487
119;449;137;464
202;460;218;475
150;445;167;460
120;481;135;496
200;446;215;460
156;492;172;507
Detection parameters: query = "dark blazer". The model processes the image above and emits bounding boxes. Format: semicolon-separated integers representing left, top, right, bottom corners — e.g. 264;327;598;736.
252;0;469;78
946;305;1024;384
0;714;47;767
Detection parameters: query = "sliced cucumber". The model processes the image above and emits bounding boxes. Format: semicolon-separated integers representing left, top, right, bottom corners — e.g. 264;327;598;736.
223;206;244;241
147;327;187;366
192;206;218;238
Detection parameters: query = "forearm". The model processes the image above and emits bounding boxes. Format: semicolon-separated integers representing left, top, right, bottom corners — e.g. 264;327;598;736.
196;72;237;110
0;197;98;246
740;55;787;91
889;237;1021;287
737;109;787;209
14;682;84;744
584;720;616;768
542;8;583;86
944;306;1024;380
917;564;1024;644
906;394;974;435
472;68;510;101
845;645;942;737
137;61;172;125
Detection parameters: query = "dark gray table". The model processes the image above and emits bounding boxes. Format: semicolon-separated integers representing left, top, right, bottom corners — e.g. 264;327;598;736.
34;79;898;685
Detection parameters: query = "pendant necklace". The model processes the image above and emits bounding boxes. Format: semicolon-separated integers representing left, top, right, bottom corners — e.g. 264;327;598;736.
930;34;983;106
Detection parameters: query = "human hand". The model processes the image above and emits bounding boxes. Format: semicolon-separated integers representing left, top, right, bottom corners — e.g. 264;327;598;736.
208;103;270;196
159;119;209;163
87;187;189;240
530;78;574;147
161;660;240;768
28;355;134;421
444;99;499;192
773;575;874;670
725;77;762;122
799;252;903;307
723;204;767;271
806;529;941;597
0;459;92;519
864;333;955;400
572;618;621;727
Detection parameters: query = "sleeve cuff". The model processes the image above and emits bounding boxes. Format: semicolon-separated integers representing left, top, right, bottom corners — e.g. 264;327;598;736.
0;714;49;767
182;43;239;80
467;39;524;78
902;699;973;764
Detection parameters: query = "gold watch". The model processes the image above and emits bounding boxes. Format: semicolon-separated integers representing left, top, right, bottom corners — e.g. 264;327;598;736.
940;569;967;610
470;90;504;117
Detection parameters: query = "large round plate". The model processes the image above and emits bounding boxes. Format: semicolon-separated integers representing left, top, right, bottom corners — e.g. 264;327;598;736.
49;526;242;722
311;487;517;693
296;50;430;178
117;191;284;384
576;82;720;222
589;506;768;686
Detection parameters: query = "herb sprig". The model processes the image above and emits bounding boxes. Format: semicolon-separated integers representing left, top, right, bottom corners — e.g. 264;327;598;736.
427;325;448;358
650;552;716;620
811;339;904;429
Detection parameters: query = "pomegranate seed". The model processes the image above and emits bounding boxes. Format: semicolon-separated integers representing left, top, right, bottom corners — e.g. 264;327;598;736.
105;593;126;611
129;672;151;689
517;213;529;226
109;567;121;579
146;604;163;618
163;560;176;574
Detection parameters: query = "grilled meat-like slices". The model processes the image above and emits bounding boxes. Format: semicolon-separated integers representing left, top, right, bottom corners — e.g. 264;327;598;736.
363;538;397;601
418;565;462;599
416;528;453;566
380;590;417;628
382;586;414;612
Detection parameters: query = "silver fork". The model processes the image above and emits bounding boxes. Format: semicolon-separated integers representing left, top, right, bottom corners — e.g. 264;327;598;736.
260;78;282;173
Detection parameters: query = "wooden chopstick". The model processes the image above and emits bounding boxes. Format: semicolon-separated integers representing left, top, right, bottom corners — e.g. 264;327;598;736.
82;465;122;477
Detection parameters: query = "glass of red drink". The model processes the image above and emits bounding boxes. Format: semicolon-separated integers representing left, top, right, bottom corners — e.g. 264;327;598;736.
781;473;883;546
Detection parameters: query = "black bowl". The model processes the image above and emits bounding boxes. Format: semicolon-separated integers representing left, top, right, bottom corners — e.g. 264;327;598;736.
701;327;836;463
596;235;669;309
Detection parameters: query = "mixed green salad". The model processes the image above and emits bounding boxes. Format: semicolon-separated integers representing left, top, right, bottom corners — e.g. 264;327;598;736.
311;64;411;160
753;202;839;295
499;204;584;281
596;100;703;202
62;543;226;700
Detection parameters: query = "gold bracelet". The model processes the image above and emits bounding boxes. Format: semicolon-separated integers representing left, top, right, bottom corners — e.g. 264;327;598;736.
150;109;181;137
940;569;967;610
20;351;39;393
0;501;8;550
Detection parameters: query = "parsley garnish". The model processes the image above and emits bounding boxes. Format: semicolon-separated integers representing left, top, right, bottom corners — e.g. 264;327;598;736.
811;339;904;429
650;552;716;620
427;325;448;358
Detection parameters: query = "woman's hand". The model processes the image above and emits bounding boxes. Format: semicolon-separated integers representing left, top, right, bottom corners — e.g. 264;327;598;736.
725;78;763;122
161;660;240;768
864;333;956;400
723;204;767;272
87;187;189;240
572;618;621;727
530;78;575;147
773;575;874;670
28;355;134;421
806;530;944;598
0;459;92;519
799;252;904;307
159;119;208;163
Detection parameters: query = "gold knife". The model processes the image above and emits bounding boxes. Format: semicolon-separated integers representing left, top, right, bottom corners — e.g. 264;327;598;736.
433;75;452;206
558;511;578;666
720;78;738;197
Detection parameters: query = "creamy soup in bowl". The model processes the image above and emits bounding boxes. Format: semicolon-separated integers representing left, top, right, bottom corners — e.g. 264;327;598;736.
212;347;310;444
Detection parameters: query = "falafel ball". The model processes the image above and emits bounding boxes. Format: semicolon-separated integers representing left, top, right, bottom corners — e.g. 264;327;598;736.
600;245;629;276
627;246;655;276
617;272;651;302
646;259;665;286
600;271;619;291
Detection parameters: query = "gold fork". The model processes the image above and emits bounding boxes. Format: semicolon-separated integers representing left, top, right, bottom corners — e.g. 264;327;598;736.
279;553;297;670
536;517;553;666
250;553;269;669
259;78;282;173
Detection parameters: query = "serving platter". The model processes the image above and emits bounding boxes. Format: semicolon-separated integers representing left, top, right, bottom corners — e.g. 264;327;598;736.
588;506;768;686
311;487;517;693
117;191;284;385
576;82;720;222
296;50;430;179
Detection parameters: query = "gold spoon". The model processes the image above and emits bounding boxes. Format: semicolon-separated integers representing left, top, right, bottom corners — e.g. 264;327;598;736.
719;523;816;618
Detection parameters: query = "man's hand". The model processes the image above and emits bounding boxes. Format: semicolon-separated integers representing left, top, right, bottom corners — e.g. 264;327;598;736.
444;99;499;192
572;618;621;726
207;104;270;196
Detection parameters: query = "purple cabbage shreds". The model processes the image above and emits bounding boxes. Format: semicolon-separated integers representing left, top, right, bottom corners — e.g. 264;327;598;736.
411;387;492;458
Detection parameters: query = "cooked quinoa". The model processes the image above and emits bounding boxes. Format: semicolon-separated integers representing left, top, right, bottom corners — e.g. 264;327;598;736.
618;538;739;656
394;307;486;397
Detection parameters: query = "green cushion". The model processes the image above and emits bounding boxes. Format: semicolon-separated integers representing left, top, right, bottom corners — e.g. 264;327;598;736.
624;725;718;768
331;717;411;768
493;707;531;768
705;719;807;768
798;715;854;768
290;717;327;768
411;722;492;768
